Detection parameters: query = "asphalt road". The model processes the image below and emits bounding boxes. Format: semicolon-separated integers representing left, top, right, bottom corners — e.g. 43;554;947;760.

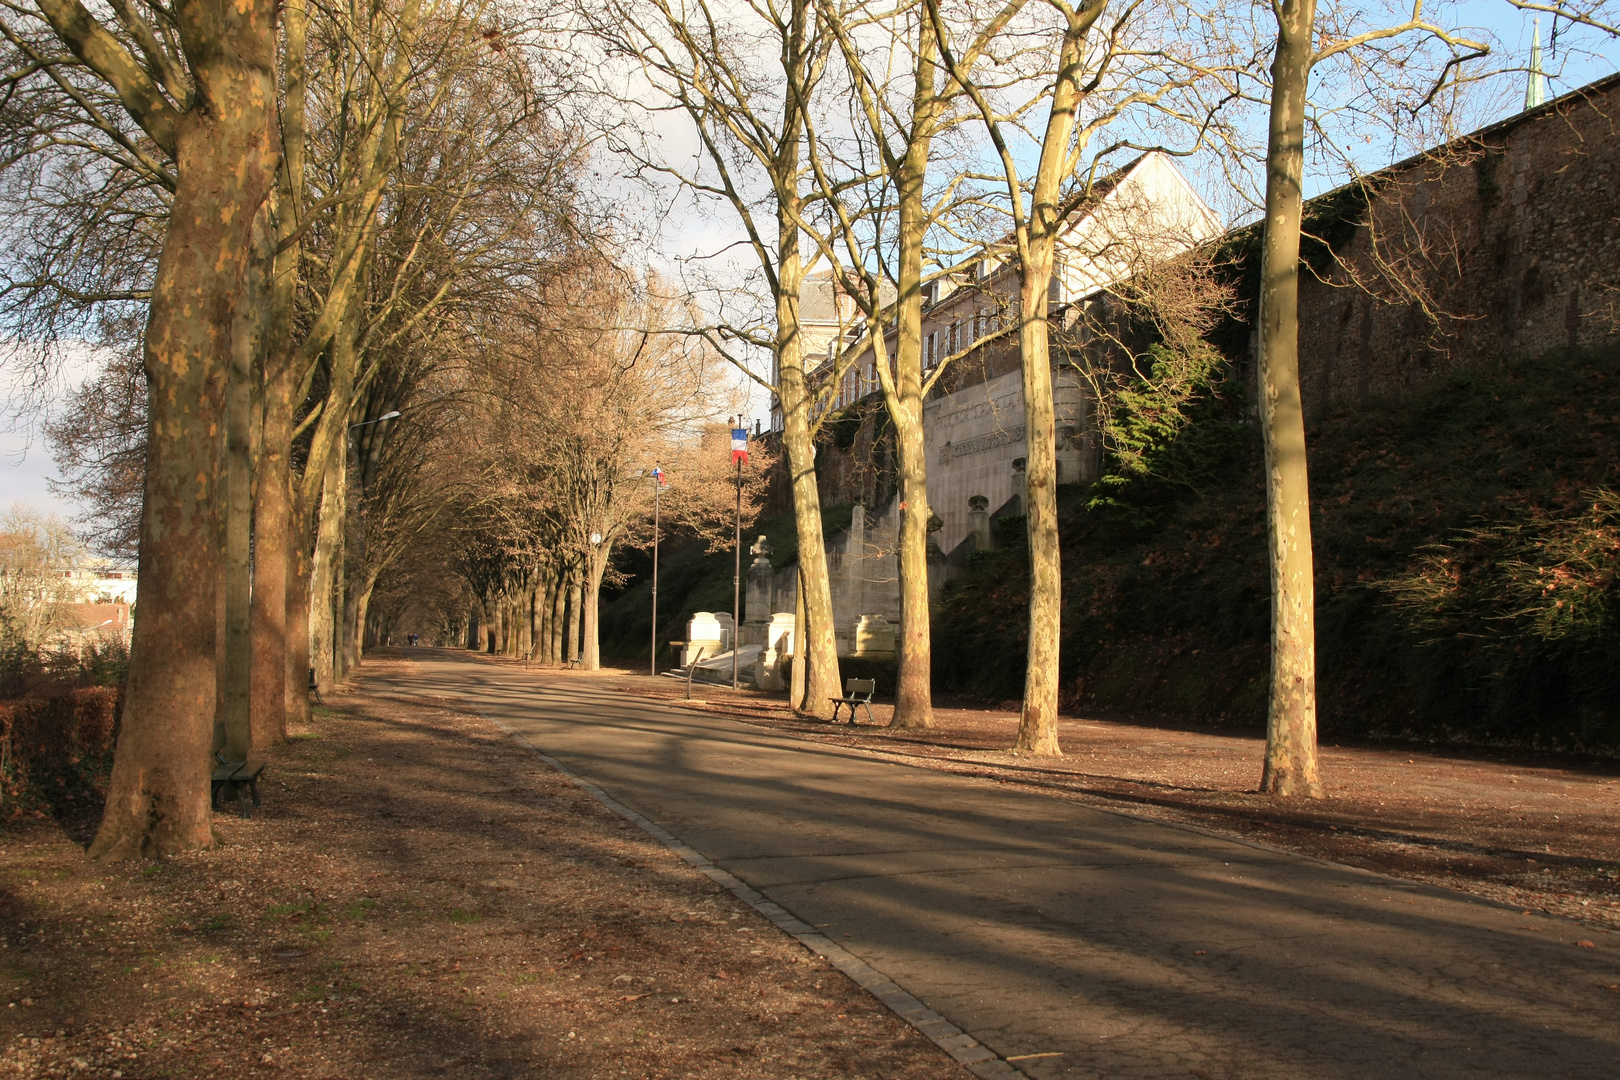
377;651;1619;1080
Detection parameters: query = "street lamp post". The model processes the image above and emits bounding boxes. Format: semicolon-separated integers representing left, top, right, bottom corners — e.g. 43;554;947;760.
730;419;750;690
650;465;664;677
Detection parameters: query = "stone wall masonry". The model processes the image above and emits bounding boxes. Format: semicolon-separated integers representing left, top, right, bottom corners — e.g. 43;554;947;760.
1293;75;1620;414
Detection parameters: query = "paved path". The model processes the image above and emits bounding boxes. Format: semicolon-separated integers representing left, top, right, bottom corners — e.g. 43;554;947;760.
377;651;1618;1080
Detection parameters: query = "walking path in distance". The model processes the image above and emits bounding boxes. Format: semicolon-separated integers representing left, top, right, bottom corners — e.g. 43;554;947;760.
380;651;1619;1080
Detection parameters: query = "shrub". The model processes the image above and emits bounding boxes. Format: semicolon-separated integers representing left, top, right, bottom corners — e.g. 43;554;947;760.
0;686;122;821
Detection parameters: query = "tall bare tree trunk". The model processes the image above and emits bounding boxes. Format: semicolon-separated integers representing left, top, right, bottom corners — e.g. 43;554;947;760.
1015;276;1062;755
342;567;372;674
534;576;550;660
331;461;349;684
775;239;840;717
220;212;271;763
549;569;566;663
925;0;1107;754
348;581;373;667
85;15;280;859
285;482;312;725
309;444;344;696
583;547;606;671
250;0;308;749
1010;4;1104;756
252;385;295;746
286;486;314;728
1257;0;1323;797
568;571;583;664
884;36;940;730
890;389;933;729
520;585;533;660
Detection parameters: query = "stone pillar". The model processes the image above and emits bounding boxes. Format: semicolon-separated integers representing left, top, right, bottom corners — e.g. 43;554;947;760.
756;611;798;692
1053;368;1093;484
714;612;735;653
742;535;774;646
853;613;896;658
683;612;723;667
968;494;992;552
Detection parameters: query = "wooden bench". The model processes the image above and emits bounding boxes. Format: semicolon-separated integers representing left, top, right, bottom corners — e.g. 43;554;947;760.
828;678;877;724
211;754;267;819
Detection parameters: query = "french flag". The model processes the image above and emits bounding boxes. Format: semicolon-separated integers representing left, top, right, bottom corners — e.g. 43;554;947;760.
652;465;666;486
731;426;749;465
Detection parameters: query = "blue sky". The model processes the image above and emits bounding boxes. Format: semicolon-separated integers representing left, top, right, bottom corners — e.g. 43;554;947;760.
1;423;77;520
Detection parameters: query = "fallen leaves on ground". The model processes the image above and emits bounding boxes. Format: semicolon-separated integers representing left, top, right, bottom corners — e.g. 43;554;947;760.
0;653;967;1080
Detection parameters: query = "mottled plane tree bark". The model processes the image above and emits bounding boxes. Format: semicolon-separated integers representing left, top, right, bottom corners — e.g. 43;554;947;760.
7;0;282;856
1252;0;1486;795
929;0;1227;754
926;0;1105;754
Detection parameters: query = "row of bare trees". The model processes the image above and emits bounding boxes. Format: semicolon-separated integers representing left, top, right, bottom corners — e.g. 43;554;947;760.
582;0;1617;791
3;0;1616;873
436;265;768;671
0;0;612;856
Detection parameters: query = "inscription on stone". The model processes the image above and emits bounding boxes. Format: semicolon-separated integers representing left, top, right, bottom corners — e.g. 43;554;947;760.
945;424;1026;461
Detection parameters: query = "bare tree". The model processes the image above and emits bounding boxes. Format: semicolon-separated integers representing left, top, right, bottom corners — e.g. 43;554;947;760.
0;506;82;649
799;0;1032;729
586;0;849;714
1249;0;1490;796
44;342;146;560
0;0;282;858
926;0;1234;753
465;269;757;670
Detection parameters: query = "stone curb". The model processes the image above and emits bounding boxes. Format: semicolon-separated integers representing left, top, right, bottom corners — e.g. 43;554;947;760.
480;714;1029;1080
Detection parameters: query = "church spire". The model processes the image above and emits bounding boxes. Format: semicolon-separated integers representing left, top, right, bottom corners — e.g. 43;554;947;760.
1525;18;1547;111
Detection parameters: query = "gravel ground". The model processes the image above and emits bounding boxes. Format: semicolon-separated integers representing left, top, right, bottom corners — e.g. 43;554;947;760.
0;653;968;1080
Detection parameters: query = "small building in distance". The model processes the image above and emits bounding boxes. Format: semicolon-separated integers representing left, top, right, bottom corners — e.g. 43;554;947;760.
58;560;138;607
52;560;137;647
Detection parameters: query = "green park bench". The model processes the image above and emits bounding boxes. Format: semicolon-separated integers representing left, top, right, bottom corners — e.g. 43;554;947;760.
829;678;876;724
211;753;267;819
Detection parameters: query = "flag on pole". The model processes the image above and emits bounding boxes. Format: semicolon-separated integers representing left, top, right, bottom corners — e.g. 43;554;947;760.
731;426;749;465
652;465;666;487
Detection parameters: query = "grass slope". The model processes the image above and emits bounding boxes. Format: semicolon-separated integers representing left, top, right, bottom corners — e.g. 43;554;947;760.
935;346;1620;752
